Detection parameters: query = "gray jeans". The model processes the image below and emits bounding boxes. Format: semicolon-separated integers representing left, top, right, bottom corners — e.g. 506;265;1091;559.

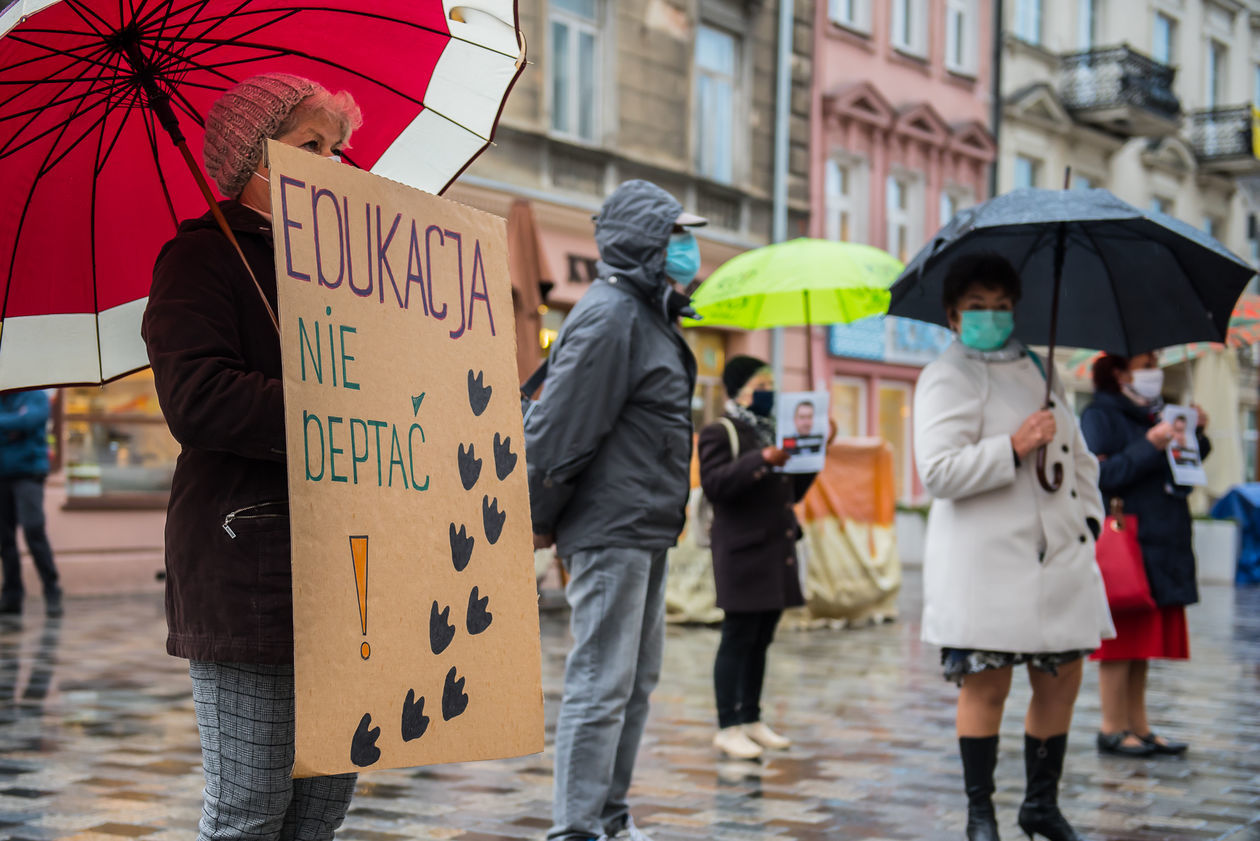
549;547;668;841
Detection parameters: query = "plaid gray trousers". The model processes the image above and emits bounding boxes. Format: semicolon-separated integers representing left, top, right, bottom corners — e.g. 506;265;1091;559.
190;662;357;841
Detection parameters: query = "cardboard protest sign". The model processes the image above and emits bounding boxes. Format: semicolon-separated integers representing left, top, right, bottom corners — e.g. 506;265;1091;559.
267;141;543;778
1163;404;1208;486
777;391;829;474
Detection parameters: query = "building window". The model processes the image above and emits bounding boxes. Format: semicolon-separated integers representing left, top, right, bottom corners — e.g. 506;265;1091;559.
1245;409;1258;482
538;306;566;355
1015;0;1043;46
1077;0;1097;49
1071;173;1095;190
1248;214;1259;268
829;0;870;32
886;174;920;263
891;0;928;57
1253;64;1260;107
1150;195;1172;215
549;0;600;142
878;382;914;502
685;329;728;427
1153;12;1175;65
831;377;868;438
939;191;957;227
945;0;974;74
826;160;854;242
695;23;739;184
1204;215;1223;241
63;371;179;505
1014;154;1041;189
1207;39;1227;108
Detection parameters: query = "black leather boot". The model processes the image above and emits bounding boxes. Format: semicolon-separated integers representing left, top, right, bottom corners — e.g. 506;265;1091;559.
960;736;1001;841
1017;734;1087;841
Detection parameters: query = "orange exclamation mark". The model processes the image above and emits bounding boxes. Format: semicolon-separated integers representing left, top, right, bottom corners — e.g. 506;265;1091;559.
350;535;370;660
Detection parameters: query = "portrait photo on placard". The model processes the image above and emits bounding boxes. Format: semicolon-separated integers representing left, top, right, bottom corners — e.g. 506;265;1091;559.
776;391;829;474
1162;404;1207;487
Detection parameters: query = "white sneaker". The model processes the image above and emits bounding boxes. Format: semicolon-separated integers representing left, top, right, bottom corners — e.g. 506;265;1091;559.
713;725;763;759
744;721;791;750
602;816;652;841
622;817;653;841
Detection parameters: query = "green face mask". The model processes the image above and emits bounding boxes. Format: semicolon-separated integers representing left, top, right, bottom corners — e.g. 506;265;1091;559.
958;309;1015;351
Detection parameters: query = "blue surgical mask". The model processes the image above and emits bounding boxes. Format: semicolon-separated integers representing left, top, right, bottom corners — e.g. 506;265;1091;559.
958;310;1015;351
665;231;701;285
749;390;775;418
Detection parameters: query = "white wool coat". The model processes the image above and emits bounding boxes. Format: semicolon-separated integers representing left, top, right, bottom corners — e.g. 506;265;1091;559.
914;341;1115;652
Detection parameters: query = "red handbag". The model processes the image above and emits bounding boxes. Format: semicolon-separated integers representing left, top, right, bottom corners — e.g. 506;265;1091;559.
1095;499;1156;613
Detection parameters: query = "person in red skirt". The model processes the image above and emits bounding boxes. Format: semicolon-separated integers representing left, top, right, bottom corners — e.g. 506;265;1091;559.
1081;353;1209;757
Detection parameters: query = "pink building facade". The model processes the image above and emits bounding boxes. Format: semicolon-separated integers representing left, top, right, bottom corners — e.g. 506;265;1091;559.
807;0;997;502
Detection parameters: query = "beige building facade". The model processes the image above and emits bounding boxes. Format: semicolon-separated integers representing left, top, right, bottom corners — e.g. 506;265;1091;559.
446;0;815;414
998;0;1260;487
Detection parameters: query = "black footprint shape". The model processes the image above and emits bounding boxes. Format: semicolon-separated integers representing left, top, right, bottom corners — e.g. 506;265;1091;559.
449;523;474;572
458;443;482;491
350;713;381;768
493;433;518;481
401;689;430;742
467;586;493;635
468;370;492;416
482;496;506;545
429;601;455;655
442;666;469;721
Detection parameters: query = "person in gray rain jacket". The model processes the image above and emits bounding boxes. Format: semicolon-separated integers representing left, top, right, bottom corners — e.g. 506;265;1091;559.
526;179;703;841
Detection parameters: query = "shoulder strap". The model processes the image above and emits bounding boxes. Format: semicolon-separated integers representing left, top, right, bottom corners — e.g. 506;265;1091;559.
718;417;739;457
521;359;549;399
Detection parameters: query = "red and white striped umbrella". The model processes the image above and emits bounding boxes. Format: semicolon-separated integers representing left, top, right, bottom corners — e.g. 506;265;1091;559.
0;0;524;389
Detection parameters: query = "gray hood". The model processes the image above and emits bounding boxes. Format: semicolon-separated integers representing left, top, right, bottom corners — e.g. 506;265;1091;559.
593;180;682;302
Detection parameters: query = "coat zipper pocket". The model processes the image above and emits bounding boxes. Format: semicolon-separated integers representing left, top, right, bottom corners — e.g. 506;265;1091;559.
222;500;289;539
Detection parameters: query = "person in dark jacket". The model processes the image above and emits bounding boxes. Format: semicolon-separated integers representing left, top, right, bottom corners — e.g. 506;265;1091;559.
142;74;362;841
698;356;816;760
0;390;60;617
1081;353;1207;758
526;179;703;841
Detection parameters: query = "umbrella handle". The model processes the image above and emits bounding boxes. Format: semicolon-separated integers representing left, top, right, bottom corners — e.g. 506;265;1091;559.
1036;446;1064;492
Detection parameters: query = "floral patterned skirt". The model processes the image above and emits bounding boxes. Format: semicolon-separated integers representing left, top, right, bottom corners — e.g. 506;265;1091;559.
941;648;1093;686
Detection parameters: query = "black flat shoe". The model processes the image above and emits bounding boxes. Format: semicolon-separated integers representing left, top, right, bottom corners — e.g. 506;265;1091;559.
1138;732;1188;755
1096;731;1155;757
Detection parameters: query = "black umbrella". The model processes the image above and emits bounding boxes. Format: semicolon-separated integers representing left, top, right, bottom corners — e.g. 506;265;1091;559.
889;186;1255;492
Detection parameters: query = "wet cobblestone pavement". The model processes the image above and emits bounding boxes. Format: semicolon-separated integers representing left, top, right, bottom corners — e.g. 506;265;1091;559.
0;571;1257;841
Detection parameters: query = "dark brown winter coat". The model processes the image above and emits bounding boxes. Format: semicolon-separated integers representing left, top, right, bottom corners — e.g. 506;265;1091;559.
698;415;813;613
142;201;292;664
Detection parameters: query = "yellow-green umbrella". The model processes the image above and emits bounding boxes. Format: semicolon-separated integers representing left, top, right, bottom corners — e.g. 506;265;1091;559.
684;238;901;381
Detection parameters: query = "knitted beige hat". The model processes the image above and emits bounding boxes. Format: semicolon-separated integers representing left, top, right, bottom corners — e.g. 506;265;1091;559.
203;73;322;198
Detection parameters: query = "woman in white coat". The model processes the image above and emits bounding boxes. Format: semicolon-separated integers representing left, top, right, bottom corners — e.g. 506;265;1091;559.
913;255;1114;841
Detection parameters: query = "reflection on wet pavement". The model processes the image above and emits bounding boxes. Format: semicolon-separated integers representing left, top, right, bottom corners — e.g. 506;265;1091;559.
0;572;1256;840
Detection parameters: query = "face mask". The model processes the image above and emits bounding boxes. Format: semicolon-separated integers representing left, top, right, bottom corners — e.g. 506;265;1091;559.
749;390;775;418
330;154;342;163
1130;368;1164;400
665;231;701;286
958;309;1015;352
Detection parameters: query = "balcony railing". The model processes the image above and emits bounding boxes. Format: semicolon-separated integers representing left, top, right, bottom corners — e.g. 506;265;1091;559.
1188;106;1254;161
1059;45;1181;126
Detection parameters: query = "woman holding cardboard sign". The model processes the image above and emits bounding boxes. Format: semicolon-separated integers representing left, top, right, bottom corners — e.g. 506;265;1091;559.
1081;354;1210;758
142;74;363;840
